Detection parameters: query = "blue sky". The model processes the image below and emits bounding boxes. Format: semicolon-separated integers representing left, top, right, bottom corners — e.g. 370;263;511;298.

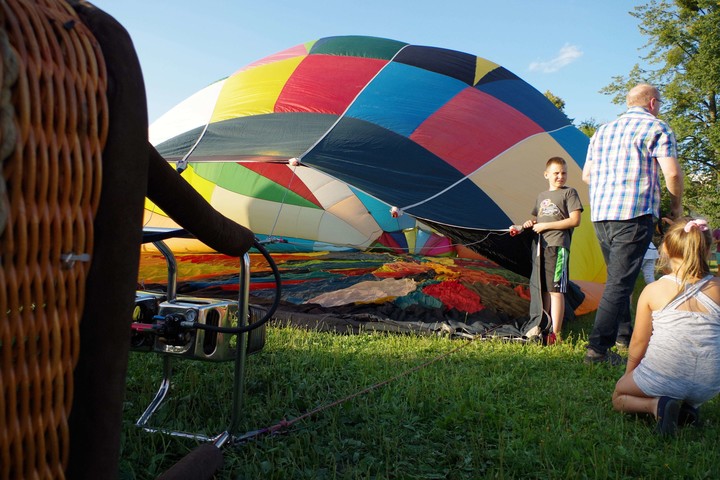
91;0;649;125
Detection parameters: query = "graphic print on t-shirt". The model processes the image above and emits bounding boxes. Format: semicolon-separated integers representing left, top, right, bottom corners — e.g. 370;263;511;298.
539;198;562;218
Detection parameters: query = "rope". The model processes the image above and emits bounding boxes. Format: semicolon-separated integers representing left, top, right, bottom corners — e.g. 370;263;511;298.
234;330;492;444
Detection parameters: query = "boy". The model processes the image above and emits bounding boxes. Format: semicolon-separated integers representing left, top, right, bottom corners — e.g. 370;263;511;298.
519;157;583;344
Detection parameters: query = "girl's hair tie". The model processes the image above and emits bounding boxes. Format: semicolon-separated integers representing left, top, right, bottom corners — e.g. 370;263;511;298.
684;219;709;233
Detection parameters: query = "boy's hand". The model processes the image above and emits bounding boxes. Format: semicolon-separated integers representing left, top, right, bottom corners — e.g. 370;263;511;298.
533;223;548;234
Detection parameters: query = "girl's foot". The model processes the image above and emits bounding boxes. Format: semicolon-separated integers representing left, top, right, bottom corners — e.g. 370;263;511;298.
679;402;700;426
655;396;681;436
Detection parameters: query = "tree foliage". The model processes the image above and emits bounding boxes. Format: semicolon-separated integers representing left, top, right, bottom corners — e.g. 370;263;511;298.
601;0;720;224
544;90;566;112
577;118;600;138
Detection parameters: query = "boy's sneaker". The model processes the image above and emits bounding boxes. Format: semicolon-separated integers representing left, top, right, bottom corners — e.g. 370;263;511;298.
546;332;557;346
583;348;626;366
655;396;681;436
678;402;700;426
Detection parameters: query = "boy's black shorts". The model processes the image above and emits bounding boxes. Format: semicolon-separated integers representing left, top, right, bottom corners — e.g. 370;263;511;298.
541;246;569;293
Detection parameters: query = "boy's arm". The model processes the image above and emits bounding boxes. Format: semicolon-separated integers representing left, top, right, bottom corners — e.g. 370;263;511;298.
532;209;581;234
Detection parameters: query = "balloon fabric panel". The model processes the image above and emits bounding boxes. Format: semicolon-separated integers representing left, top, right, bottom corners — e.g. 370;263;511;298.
303;117;510;229
473;58;502;85
379;231;408;253
549;127;590;169
410;87;545;176
475;70;571;132
238;43;310;72
404;230;418;253
193;162;319;209
349;187;416;232
241;163;322;207
415;228;431;252
409;181;511;229
309;35;407;60
210;56;305;123
393;45;478;86
303;117;466;202
419;233;453;256
156;113;338;162
346;62;466;137
466;132;577;224
321;195;384;246
154;124;205;161
204;183;381;249
294;168;366;211
150;80;224;147
570;210;607;283
276;55;387;115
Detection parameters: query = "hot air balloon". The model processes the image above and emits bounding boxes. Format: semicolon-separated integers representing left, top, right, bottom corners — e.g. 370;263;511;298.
146;35;604;284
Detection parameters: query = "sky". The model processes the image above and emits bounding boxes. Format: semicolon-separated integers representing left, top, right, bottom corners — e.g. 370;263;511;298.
90;0;651;126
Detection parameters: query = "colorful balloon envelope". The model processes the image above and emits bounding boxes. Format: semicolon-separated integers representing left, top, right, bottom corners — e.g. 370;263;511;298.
148;35;604;283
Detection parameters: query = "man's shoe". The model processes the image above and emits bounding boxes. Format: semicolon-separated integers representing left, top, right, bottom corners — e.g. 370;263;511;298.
584;348;626;366
655;396;681;436
615;338;630;348
617;324;633;347
678;402;700;426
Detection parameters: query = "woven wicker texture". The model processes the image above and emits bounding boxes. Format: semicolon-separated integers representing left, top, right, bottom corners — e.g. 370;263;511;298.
0;1;108;478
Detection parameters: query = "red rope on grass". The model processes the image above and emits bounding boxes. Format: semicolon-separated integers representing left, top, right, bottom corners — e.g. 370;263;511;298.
238;333;483;443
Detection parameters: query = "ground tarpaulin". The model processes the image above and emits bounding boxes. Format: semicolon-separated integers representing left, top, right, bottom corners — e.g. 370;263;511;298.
137;250;589;340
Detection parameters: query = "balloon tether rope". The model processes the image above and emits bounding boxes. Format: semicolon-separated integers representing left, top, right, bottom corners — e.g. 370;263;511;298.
232;327;500;445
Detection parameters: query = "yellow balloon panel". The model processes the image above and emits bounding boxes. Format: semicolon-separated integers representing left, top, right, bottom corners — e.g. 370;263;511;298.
210;56;305;123
473;58;501;86
570;210;606;283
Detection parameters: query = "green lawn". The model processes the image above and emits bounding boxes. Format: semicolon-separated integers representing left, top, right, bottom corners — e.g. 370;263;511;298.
119;309;720;479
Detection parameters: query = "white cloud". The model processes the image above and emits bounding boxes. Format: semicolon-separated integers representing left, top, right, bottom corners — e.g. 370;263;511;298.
528;44;584;73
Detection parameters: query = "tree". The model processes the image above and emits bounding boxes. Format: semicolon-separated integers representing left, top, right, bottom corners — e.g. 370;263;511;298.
544;90;566;112
601;0;720;224
544;89;577;125
577;118;600;138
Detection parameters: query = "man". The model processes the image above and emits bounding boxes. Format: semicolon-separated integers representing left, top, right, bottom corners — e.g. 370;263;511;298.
582;83;683;365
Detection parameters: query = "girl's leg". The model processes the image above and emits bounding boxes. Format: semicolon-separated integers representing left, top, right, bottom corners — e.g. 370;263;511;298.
612;372;659;417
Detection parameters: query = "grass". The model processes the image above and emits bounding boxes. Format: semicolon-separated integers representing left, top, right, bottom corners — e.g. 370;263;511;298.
119;308;720;480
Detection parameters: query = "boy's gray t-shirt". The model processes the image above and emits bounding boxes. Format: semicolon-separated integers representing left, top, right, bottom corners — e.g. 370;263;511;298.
531;186;583;249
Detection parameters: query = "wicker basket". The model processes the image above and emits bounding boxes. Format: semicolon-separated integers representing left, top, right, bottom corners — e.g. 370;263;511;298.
0;1;107;478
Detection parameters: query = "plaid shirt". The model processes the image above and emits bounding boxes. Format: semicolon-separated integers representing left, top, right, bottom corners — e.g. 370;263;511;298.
585;107;677;221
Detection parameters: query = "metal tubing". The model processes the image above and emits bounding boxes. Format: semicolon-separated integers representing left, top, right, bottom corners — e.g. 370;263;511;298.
134;245;254;444
136;355;173;427
140;427;214;443
229;253;250;435
153;239;178;301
